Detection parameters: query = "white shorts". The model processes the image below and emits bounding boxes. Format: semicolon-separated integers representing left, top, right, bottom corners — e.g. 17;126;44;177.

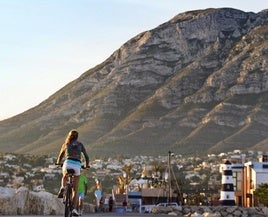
62;159;81;176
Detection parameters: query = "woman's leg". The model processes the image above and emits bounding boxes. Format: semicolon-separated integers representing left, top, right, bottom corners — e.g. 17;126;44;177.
78;194;83;211
61;162;69;188
61;173;67;188
58;172;67;198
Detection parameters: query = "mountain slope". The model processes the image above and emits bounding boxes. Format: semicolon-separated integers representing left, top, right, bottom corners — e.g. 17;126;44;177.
0;8;268;157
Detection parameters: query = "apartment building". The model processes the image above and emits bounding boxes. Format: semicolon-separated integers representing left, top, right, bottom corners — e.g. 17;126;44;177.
243;155;268;207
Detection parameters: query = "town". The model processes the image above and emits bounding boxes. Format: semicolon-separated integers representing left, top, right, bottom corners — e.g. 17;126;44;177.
0;149;267;210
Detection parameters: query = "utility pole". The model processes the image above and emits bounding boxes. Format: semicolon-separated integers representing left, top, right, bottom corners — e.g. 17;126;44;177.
168;151;174;203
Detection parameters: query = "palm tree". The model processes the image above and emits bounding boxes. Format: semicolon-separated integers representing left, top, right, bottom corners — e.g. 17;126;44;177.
254;183;268;206
122;164;133;185
151;161;165;186
117;164;133;194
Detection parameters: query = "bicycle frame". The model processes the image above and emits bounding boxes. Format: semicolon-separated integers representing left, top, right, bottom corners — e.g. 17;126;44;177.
64;168;75;217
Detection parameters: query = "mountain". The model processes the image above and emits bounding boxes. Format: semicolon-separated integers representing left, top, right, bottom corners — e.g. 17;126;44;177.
0;8;268;157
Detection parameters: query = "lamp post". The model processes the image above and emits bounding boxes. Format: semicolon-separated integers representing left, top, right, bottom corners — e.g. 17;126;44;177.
123;172;128;203
168;151;174;203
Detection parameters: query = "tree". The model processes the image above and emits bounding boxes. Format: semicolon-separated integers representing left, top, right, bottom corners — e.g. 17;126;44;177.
151;160;165;178
122;164;133;185
254;183;268;206
117;164;133;194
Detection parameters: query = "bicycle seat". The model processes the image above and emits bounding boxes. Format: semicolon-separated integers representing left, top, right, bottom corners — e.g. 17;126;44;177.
66;169;75;174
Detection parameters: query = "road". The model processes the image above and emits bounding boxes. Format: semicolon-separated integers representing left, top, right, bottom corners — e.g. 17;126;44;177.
7;213;168;217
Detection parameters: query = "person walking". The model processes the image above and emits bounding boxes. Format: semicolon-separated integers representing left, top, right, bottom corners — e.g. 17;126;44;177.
123;199;127;213
56;129;89;216
78;172;88;215
108;196;113;212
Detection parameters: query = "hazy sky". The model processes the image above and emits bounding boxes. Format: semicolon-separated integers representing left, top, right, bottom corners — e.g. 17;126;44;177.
1;0;267;120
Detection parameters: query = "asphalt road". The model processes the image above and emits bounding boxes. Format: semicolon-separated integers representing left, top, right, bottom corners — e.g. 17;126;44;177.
6;213;168;217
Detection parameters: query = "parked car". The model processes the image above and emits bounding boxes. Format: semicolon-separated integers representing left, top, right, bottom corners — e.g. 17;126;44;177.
156;202;179;208
141;205;155;213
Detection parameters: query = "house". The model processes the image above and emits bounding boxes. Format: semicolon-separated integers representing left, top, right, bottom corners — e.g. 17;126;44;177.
224;154;268;207
243;155;268;207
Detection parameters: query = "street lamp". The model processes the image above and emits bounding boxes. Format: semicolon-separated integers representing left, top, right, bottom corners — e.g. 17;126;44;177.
123;172;128;203
168;151;174;203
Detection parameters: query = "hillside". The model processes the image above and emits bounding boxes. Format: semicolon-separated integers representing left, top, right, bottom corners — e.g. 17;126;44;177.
0;8;268;157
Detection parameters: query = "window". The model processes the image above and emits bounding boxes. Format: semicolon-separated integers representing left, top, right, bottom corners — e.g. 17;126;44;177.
233;171;242;191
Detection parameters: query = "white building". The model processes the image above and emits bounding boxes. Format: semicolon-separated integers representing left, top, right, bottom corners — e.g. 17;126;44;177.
243;155;268;207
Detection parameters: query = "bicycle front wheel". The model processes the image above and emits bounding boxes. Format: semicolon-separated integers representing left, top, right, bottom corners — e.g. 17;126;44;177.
64;186;73;217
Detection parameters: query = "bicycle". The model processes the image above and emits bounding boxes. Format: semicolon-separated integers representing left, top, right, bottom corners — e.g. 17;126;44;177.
57;165;87;217
62;168;76;217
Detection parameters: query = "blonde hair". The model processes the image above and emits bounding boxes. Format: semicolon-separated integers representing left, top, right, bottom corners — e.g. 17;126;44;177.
65;129;79;144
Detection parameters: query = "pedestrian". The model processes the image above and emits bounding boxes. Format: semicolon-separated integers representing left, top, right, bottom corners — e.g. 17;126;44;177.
104;196;109;212
99;197;104;212
78;171;88;215
109;196;113;212
56;129;89;216
123;199;127;213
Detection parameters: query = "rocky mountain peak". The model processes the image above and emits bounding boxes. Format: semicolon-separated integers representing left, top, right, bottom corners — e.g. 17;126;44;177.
0;8;267;157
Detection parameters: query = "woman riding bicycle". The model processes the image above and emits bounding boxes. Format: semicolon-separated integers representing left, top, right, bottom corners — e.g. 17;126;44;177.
56;129;89;216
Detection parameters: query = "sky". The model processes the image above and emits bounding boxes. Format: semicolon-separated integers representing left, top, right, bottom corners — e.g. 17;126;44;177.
1;0;267;120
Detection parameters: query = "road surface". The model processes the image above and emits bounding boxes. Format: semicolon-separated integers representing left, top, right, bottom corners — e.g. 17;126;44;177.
7;213;168;217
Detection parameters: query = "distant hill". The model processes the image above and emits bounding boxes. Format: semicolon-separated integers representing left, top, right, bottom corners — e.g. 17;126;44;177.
0;8;268;157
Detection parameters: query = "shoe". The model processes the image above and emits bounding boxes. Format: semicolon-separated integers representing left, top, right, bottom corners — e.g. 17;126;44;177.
72;209;79;216
57;187;64;198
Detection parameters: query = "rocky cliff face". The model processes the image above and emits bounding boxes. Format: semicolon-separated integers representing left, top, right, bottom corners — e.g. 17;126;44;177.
0;8;267;156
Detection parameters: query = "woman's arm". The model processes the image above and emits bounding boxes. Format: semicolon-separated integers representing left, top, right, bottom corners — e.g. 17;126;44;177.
56;144;66;164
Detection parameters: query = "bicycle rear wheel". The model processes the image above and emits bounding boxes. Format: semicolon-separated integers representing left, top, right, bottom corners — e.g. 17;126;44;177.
64;186;73;217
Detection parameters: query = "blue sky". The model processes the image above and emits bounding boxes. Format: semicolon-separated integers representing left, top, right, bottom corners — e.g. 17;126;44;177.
1;0;267;120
